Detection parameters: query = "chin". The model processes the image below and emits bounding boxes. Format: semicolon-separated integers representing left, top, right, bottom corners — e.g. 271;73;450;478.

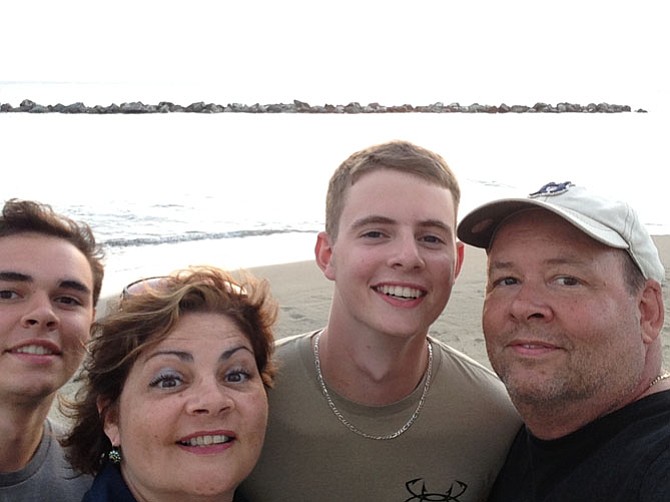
182;471;240;498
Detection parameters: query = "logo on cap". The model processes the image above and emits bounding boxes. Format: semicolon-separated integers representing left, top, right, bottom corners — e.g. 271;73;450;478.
529;181;573;198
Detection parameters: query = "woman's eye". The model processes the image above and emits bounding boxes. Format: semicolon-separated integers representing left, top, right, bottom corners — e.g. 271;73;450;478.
225;369;252;383
149;371;184;389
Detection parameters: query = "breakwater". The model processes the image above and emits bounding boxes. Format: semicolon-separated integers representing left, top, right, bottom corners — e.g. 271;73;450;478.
0;99;645;114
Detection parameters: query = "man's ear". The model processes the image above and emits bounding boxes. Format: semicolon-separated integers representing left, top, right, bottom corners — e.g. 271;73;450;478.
454;241;465;279
639;280;664;345
315;231;336;281
97;396;121;446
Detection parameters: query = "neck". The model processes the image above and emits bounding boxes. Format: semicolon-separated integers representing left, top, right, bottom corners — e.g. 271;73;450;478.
315;327;430;406
0;401;51;472
519;372;668;440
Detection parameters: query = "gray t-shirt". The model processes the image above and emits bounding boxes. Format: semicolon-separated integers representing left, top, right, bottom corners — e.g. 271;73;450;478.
0;420;92;502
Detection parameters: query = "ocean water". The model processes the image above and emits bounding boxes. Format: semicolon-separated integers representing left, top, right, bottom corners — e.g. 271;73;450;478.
2;84;668;296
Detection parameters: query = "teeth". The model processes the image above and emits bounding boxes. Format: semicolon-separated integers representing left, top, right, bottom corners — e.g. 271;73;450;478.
14;345;55;355
181;434;231;447
376;285;422;299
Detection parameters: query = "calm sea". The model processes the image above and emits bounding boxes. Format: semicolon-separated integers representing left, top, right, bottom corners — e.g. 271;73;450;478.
2;83;668;296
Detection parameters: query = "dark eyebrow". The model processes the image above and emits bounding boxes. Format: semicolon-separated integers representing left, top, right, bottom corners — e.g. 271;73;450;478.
59;279;92;296
0;271;91;297
145;345;253;364
0;271;32;282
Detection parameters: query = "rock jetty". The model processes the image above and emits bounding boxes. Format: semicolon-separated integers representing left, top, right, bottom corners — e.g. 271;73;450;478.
0;99;646;114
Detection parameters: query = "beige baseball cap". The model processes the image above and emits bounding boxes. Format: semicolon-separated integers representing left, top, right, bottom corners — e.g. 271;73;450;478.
457;181;665;284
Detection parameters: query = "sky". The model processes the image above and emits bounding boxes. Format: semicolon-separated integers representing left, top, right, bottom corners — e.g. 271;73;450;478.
2;0;668;110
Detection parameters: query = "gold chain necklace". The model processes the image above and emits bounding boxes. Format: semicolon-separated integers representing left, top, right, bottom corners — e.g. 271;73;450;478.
647;372;670;390
312;331;433;440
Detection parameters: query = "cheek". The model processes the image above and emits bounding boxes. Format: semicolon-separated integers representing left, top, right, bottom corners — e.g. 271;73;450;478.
482;300;503;333
63;314;94;346
116;389;174;447
118;404;173;458
243;391;269;433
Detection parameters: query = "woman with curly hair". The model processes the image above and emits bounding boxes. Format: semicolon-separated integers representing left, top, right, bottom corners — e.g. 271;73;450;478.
62;266;277;502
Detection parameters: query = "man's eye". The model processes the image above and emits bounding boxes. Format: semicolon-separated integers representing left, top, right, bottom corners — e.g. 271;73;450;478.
421;235;444;244
362;231;384;238
556;276;580;286
56;296;83;306
0;290;19;300
492;277;518;287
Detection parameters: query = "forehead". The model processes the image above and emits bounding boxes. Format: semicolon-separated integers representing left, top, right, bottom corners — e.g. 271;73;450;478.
0;233;93;284
342;169;456;218
490;209;613;255
158;312;250;346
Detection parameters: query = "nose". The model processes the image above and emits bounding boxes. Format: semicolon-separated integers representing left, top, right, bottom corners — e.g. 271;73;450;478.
388;233;425;270
21;293;59;331
185;377;235;416
508;282;553;322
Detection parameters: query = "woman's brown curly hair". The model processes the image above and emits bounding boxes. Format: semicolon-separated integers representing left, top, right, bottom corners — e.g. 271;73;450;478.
60;265;277;475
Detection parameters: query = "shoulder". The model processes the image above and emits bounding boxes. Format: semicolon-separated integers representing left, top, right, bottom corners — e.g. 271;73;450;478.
430;336;499;380
275;330;317;350
273;330;319;362
640;446;670;498
82;463;135;502
267;331;320;392
429;337;517;411
622;393;670;497
0;420;92;500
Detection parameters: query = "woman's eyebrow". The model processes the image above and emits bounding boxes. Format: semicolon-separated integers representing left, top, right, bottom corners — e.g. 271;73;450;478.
220;345;253;362
144;345;253;363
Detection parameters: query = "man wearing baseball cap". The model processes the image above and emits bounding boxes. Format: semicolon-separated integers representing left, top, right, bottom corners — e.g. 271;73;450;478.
458;181;669;500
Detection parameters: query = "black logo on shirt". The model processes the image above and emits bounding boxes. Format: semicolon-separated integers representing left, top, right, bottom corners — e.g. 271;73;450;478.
404;478;468;501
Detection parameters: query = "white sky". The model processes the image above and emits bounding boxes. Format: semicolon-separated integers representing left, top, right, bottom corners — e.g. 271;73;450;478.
1;1;668;109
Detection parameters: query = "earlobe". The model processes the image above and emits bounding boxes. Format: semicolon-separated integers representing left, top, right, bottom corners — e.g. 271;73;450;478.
639;280;665;344
97;396;121;446
315;231;336;281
